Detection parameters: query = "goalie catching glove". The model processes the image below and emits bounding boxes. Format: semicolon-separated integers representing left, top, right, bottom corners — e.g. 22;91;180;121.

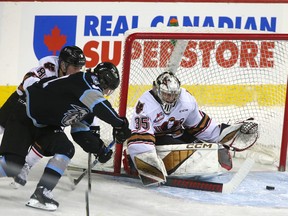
113;117;131;143
239;119;258;134
218;118;259;152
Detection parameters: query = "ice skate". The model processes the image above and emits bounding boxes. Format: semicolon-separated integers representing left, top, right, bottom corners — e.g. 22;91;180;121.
26;186;59;211
10;163;30;189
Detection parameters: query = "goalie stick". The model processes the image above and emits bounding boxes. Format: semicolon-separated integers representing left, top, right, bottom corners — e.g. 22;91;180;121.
167;38;188;74
166;18;188;74
165;157;255;193
71;157;254;193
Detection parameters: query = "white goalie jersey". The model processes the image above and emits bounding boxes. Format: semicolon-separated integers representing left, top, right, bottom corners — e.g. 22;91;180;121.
126;71;258;186
127;88;225;185
128;88;221;142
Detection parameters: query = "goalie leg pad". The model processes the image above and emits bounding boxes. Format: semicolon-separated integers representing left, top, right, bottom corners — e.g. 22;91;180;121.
161;149;195;175
133;150;167;186
157;144;222;177
122;149;138;176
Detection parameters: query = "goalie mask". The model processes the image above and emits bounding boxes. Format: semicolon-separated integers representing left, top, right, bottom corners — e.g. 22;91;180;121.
154;71;181;114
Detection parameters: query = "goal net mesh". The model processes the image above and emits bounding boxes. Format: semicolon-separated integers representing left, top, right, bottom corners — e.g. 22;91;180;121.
70;27;288;173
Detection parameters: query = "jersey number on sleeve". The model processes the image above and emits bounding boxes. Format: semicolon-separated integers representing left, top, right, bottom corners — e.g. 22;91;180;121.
135;116;150;130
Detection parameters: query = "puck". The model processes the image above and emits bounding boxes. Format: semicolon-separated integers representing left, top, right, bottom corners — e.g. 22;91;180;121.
266;186;275;190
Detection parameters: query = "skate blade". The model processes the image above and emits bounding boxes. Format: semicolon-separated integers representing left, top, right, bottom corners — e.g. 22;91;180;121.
26;198;57;211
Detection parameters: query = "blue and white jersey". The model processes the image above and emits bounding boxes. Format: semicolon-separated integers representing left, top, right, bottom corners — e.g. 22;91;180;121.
25;72;123;129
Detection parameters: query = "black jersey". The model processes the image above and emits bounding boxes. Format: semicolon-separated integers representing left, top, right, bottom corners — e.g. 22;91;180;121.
25;72;123;128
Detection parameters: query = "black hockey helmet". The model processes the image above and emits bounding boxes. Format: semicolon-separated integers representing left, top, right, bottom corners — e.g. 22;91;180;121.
93;62;120;93
59;46;86;67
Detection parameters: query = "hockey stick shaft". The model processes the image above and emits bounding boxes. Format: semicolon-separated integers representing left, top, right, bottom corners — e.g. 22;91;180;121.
166;18;188;74
73;140;116;185
86;153;92;216
222;157;254;193
74;159;98;185
167;40;188;73
85;190;90;216
88;153;92;191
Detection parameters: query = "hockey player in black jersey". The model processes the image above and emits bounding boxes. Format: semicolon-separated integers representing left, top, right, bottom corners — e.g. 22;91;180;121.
0;46;85;207
0;46;85;167
22;62;131;211
0;46;86;134
0;46;86;180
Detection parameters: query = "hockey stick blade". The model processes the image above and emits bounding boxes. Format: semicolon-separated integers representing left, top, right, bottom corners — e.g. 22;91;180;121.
165;177;224;192
89;156;252;193
165;157;254;193
88;156;252;193
74;159;99;185
222;157;254;193
69;151;253;193
70;140;116;186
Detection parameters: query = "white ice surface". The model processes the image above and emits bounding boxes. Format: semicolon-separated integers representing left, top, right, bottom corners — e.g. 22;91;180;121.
1;156;288;216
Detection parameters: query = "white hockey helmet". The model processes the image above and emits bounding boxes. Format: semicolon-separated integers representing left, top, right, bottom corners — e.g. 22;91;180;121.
154;71;181;114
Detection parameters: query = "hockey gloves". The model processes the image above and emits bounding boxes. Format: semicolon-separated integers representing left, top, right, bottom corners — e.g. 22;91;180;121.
17;71;40;96
113;117;131;144
95;146;113;163
90;125;100;138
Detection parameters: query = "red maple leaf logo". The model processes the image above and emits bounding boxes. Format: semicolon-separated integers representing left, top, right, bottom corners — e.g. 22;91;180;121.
44;26;67;55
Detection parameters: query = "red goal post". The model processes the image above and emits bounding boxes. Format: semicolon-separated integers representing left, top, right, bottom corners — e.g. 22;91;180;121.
113;29;288;174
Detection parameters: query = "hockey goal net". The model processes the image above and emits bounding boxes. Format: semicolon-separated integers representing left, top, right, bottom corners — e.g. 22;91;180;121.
71;28;288;174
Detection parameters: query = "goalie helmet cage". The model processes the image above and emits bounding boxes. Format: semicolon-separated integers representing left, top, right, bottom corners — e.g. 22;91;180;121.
113;30;288;175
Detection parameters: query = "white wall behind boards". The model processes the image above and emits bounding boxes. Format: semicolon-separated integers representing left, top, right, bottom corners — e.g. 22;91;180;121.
0;1;287;85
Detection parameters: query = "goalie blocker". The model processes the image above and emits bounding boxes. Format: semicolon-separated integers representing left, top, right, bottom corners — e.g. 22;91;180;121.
124;119;258;186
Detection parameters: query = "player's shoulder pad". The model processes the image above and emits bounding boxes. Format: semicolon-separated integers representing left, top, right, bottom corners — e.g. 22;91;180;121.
179;88;197;103
39;55;58;66
38;56;59;73
134;91;159;115
82;72;102;92
28;66;46;79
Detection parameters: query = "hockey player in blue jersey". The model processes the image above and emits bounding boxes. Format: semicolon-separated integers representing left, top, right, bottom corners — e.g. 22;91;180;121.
22;62;130;211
